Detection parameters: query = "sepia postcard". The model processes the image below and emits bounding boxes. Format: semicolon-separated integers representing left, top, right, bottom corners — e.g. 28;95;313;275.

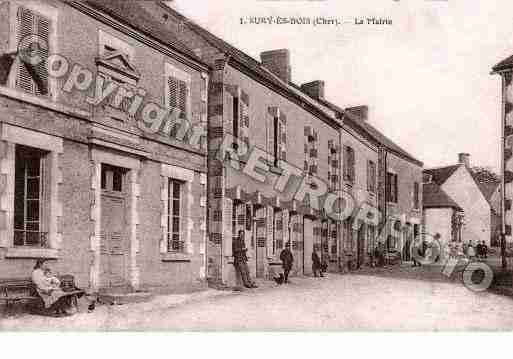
0;0;512;338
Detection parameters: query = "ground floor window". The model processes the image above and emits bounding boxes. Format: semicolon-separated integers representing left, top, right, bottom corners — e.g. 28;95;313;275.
344;219;353;251
167;179;184;252
14;144;48;247
367;224;376;254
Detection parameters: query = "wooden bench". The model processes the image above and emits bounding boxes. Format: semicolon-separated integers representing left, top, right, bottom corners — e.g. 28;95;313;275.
0;276;85;316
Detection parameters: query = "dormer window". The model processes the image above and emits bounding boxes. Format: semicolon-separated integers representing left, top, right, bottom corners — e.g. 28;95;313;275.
96;31;140;120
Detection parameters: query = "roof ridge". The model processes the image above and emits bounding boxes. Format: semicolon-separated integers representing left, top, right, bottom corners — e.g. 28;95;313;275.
424;164;460;171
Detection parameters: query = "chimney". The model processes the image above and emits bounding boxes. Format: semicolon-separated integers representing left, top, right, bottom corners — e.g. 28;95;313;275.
301;80;325;100
346;105;369;121
458;153;470;167
260;49;291;84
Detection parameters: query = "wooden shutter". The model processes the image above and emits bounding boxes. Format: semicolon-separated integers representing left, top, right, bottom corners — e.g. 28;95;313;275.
16;7;50;95
168;76;188;118
240;97;250;150
350;148;355;183
279;113;287;161
386;173;391;202
413;182;419;209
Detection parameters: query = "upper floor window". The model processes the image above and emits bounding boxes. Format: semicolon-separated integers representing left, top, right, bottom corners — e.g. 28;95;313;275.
165;63;191;120
367;160;376;193
15;6;51;97
413;182;420;209
344;146;355;184
386;172;398;203
233;96;239;139
273;113;287;166
14;144;49;248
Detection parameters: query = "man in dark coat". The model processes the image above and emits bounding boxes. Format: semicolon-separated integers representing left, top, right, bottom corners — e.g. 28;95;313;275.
312;248;323;277
279;242;294;283
232;230;257;288
481;241;488;259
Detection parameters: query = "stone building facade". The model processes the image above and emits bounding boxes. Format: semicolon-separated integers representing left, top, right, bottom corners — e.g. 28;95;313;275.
492;56;513;244
0;0;425;294
0;0;209;293
144;1;424;286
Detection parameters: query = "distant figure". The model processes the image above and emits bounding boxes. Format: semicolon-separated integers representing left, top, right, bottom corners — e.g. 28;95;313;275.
476;241;483;259
467;241;476;260
462;241;469;256
411;237;425;267
312;249;323;277
279;242;294;284
481;241;488;259
232;230;257;288
374;242;384;267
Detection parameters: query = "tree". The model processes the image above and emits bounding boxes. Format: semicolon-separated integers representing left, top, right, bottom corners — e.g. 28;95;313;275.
471;166;500;183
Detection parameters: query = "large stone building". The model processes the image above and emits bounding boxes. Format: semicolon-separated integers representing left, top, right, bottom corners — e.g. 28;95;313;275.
492;55;513;245
320;102;424;265
0;0;425;294
142;1;424;286
0;0;209;293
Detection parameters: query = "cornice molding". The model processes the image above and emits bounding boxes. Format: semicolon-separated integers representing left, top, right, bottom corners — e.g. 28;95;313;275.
68;1;210;74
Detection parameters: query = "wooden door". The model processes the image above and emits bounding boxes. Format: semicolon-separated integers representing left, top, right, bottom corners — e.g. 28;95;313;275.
254;206;266;278
100;165;128;288
303;218;314;275
357;224;365;268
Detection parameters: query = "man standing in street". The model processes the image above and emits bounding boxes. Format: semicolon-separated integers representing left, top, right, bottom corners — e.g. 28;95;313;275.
280;242;294;284
312;247;324;277
232;230;257;289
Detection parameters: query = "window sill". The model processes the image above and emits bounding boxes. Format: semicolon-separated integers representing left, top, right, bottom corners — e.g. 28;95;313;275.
5;247;59;259
269;166;283;175
161;252;191;262
0;86;90;120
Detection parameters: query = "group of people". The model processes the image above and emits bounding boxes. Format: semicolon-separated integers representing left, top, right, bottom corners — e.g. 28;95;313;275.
451;240;488;260
232;230;328;288
31;259;92;316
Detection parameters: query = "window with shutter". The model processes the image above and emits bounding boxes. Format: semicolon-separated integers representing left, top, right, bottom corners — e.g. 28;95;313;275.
386;172;398;203
232;97;239;139
16;7;51;96
167;76;188;118
414;182;420;209
272;115;279;166
368;161;376;193
165;63;191;120
344;146;355;184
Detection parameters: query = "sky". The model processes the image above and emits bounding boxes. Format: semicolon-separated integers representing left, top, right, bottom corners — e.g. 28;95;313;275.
170;0;513;171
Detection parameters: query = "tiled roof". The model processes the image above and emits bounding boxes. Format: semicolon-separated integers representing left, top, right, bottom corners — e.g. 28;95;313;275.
84;0;204;64
423;183;462;210
492;54;513;72
319;99;423;167
477;181;499;202
157;3;338;125
423;165;460;186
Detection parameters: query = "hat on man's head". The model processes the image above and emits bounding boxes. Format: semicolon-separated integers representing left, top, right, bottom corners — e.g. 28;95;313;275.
34;258;46;269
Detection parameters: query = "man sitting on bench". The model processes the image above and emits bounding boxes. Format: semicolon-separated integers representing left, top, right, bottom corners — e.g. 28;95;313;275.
31;259;73;316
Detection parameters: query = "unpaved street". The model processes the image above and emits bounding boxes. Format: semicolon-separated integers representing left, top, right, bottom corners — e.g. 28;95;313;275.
2;265;513;331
